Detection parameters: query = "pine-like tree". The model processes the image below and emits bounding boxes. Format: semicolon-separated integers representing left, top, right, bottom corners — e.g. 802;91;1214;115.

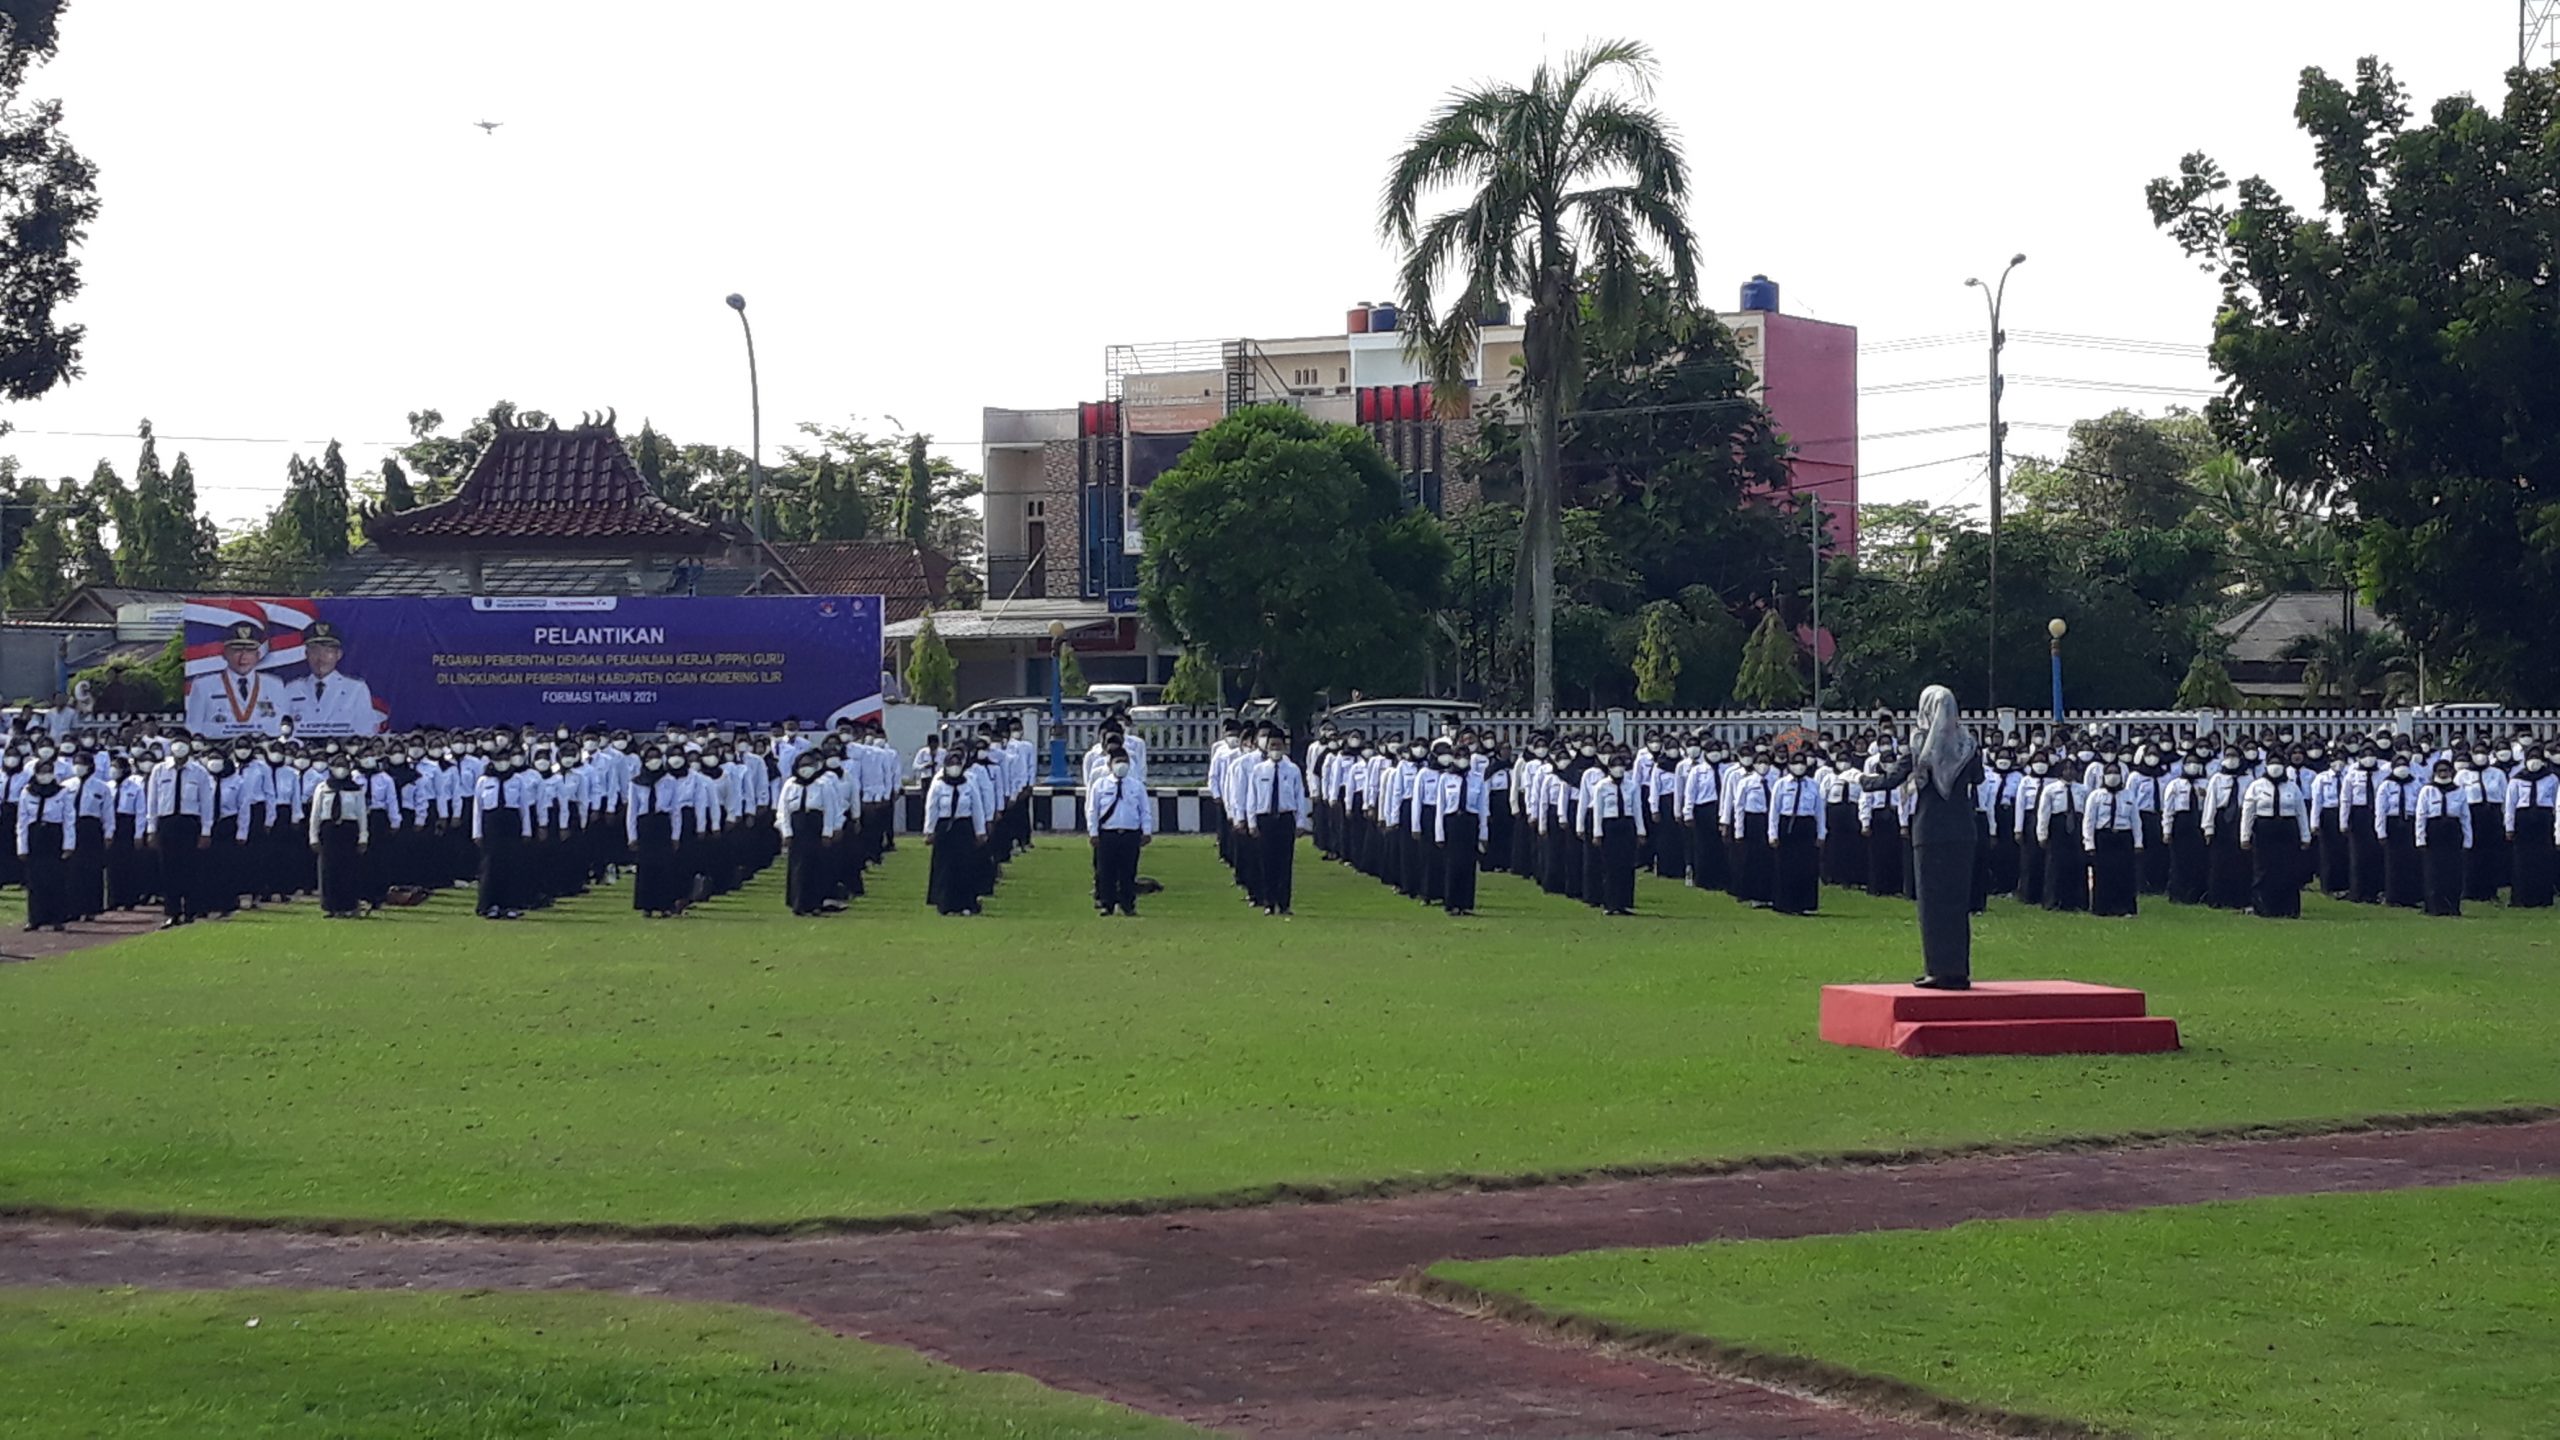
908;610;958;711
1732;609;1804;708
1632;601;1683;704
806;456;869;541
1161;646;1222;707
898;434;934;550
1056;642;1088;699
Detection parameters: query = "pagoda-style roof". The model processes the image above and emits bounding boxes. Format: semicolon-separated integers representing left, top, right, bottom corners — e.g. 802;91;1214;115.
365;412;724;554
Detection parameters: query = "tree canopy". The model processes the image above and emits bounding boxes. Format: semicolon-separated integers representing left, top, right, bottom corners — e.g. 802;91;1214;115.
2149;57;2560;701
1140;405;1451;731
0;1;97;405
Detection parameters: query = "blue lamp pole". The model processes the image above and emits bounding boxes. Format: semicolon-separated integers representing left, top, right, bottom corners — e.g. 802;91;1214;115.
1045;620;1070;786
2047;617;2068;723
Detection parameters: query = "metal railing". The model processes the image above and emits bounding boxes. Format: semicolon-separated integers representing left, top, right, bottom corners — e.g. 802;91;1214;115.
1457;706;2560;748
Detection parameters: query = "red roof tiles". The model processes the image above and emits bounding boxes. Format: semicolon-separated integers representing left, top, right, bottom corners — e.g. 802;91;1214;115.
768;541;953;622
365;418;721;552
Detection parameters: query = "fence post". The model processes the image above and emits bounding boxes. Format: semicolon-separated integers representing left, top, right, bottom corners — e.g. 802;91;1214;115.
1606;708;1628;744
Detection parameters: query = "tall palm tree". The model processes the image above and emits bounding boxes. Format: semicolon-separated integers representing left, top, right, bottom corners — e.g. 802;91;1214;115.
1381;40;1697;722
2280;623;2415;705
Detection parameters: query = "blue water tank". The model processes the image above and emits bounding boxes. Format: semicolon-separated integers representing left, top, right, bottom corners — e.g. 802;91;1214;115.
1368;303;1400;333
1740;275;1780;313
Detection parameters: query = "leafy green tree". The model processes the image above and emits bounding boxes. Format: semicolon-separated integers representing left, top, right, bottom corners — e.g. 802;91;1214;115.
0;4;97;407
1732;609;1804;708
1;478;71;611
907;610;957;711
396;402;552;506
2149;57;2560;700
1140;405;1452;732
803;455;868;541
2174;652;2243;710
1632;601;1682;703
1858;500;1980;582
1161;646;1221;707
1056;642;1088;699
1383;38;1698;722
115;423;215;589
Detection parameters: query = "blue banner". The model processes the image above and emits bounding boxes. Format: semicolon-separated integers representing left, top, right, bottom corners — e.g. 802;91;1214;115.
181;595;883;737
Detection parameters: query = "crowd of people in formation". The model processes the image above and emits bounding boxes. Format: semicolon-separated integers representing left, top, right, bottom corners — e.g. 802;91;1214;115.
1205;721;1312;917
1;714;932;931
912;717;1038;916
1249;714;2559;923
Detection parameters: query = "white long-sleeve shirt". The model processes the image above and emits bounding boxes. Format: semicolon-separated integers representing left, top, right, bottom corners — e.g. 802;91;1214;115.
306;783;370;844
1087;774;1156;836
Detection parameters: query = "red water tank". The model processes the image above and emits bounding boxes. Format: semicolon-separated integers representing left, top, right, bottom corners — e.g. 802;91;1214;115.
1347;304;1373;335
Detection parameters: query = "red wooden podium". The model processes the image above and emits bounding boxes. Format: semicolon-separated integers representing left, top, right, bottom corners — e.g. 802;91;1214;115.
1819;981;2181;1058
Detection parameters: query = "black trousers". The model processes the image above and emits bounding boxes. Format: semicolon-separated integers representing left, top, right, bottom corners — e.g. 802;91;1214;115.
1865;812;1903;897
2510;808;2555;908
316;819;363;914
1255;814;1298;912
2466;802;2508;901
2384;816;2423;908
2347;804;2384;902
1772;815;1820;915
2421;819;2466;916
2043;824;2088;912
1599;816;1639;914
477;808;522;914
784;812;829;915
1441;811;1479;913
22;820;69;928
1094;828;1142;914
2090;827;2138;916
71;815;106;920
2250;819;2303;918
154;815;202;920
2166;813;2207;904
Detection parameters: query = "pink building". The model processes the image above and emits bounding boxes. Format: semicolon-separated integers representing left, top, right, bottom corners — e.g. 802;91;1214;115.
1723;277;1859;555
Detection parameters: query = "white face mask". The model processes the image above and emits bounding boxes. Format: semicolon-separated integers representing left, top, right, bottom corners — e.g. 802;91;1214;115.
1110;761;1131;778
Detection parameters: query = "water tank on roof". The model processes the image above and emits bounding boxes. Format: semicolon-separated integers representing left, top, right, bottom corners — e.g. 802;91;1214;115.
1368;303;1400;333
1346;304;1372;334
1740;275;1780;313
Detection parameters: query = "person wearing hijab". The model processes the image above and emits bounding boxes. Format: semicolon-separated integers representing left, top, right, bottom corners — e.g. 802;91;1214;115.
2084;762;2141;917
307;755;369;919
2239;754;2312;919
2414;756;2473;917
2036;752;2089;913
923;748;989;915
2201;751;2252;910
2161;751;2209;904
18;756;79;931
2011;751;2049;907
1768;748;1826;916
2504;745;2556;909
1861;685;1983;988
2377;753;2425;909
775;749;840;917
1859;741;1904;899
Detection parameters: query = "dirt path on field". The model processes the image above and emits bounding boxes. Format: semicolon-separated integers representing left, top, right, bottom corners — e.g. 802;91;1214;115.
6;1120;2555;1437
0;907;161;962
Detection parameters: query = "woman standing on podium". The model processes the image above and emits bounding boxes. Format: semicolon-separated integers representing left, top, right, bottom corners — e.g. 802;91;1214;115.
1861;685;1981;991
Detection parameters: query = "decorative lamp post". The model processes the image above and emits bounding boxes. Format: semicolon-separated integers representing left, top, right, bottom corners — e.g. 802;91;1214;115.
2048;617;2068;724
1965;253;2027;709
1047;620;1070;787
724;293;766;541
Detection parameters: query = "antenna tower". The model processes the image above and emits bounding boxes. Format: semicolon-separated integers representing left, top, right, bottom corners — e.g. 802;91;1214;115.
2527;1;2559;68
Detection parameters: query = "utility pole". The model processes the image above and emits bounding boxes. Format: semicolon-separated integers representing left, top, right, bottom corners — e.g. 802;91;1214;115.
1965;255;2027;710
2527;1;2559;68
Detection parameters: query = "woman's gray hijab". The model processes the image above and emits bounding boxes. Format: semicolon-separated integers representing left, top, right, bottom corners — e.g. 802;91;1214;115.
1914;684;1976;800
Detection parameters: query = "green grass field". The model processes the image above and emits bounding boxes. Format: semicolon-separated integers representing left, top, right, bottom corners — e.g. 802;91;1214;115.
1433;1179;2560;1439
0;837;2552;1227
0;1286;1189;1438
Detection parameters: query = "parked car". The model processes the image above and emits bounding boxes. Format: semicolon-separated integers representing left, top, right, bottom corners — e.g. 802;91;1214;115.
1084;684;1164;709
1320;697;1484;740
955;696;1116;720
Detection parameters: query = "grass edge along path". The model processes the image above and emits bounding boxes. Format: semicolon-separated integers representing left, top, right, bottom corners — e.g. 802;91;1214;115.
0;1285;1196;1439
1423;1178;2560;1440
1;1103;2553;1240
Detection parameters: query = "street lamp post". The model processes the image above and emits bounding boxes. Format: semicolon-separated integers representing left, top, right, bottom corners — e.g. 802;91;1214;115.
1965;254;2027;710
724;293;766;541
2048;617;2068;724
1046;620;1070;787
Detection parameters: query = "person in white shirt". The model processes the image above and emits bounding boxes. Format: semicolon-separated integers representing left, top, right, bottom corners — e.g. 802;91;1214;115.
306;760;370;918
1240;728;1310;917
1583;748;1648;917
2238;754;2314;918
2083;764;2142;917
2503;745;2557;908
1086;745;1155;917
16;759;80;931
774;751;841;916
923;752;989;915
2036;755;2089;913
1435;745;1487;916
2414;757;2473;917
144;738;216;927
67;750;113;922
1766;753;1826;916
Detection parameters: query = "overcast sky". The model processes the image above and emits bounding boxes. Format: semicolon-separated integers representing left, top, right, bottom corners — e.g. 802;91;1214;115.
0;1;2538;529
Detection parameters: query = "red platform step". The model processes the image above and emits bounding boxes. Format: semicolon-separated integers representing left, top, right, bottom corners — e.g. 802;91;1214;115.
1819;981;2180;1058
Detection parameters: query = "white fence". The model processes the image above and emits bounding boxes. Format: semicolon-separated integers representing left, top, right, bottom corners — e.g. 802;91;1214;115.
1456;706;2560;748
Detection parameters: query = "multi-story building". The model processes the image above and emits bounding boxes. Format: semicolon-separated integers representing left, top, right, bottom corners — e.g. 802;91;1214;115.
933;278;1857;702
